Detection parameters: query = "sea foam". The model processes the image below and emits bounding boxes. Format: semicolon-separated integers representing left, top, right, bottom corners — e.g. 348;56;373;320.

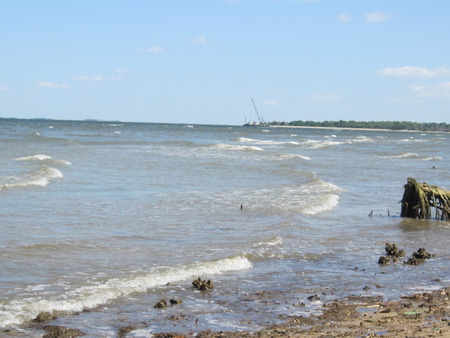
0;256;252;327
0;167;63;191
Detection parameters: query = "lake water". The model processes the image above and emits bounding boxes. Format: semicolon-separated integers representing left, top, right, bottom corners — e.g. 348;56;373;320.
1;119;449;336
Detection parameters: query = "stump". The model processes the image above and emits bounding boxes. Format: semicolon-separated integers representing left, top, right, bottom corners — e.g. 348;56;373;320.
401;178;450;220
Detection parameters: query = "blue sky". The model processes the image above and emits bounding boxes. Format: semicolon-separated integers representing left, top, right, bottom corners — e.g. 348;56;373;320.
1;0;450;125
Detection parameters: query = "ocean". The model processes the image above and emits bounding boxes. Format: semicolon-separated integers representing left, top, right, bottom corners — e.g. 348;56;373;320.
0;118;449;337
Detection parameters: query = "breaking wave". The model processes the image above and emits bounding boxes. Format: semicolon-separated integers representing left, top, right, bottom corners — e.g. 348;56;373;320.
377;153;442;161
0;255;252;327
211;143;263;152
14;154;72;166
0;167;63;191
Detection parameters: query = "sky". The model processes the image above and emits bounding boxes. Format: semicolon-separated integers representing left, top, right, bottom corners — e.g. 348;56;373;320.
1;0;450;125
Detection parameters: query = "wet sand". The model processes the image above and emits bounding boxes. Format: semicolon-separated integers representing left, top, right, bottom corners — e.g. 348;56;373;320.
6;287;450;337
153;288;450;338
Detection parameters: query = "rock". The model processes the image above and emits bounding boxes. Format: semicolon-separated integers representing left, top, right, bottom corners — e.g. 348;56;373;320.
404;248;434;265
405;256;420;265
42;325;84;338
118;325;139;338
307;295;320;301
413;248;433;259
170;298;183;305
192;278;214;291
32;312;56;323
154;299;167;308
385;243;405;257
378;256;390;264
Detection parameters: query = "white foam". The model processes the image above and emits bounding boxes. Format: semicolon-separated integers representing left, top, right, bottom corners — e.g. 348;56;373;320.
377;153;442;161
245;177;343;216
238;137;299;145
14;154;52;161
13;154;71;166
0;167;63;191
301;139;348;148
277;153;311;161
0;256;252;327
212;143;263;152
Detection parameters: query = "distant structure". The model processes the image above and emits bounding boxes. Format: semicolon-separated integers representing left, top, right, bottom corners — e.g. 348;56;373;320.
244;98;268;126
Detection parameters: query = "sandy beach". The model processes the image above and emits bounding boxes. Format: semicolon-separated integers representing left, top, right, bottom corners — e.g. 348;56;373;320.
11;286;449;337
152;288;450;338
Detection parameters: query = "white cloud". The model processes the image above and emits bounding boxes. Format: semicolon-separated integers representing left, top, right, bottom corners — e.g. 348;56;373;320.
72;75;106;82
409;82;450;99
189;36;208;44
365;11;392;23
0;85;11;91
336;14;351;23
37;81;69;89
137;46;165;53
380;66;450;78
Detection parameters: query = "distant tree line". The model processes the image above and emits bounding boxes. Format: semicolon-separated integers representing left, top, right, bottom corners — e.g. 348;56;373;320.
270;120;450;132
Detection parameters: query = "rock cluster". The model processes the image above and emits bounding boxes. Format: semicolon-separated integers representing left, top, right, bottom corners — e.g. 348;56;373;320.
404;247;435;265
154;298;183;309
378;243;434;265
192;277;214;291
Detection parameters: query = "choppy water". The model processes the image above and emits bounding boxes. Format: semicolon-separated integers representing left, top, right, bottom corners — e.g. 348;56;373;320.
0;119;449;336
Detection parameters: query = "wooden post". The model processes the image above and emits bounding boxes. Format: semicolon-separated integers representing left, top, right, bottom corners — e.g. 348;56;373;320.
401;178;450;220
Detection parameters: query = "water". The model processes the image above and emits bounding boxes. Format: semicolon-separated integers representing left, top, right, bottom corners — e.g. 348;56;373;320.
0;119;449;336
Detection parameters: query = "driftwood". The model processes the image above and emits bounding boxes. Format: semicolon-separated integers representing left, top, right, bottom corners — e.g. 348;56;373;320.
401;178;450;220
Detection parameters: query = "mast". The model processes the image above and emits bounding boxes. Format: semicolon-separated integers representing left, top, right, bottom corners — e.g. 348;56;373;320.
251;97;265;124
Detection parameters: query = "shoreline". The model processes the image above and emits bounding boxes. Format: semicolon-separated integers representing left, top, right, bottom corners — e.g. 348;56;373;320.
16;286;450;337
268;124;443;133
156;287;450;337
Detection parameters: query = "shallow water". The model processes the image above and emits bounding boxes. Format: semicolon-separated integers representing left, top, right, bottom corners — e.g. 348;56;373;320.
0;119;449;336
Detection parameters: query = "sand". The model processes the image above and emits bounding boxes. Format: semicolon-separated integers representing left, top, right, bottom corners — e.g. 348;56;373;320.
153;288;450;337
5;287;450;337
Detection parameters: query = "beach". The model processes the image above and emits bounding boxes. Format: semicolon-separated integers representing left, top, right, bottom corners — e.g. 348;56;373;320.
7;286;450;337
1;120;449;336
152;287;450;337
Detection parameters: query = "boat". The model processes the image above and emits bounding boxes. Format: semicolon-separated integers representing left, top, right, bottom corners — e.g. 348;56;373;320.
244;98;269;126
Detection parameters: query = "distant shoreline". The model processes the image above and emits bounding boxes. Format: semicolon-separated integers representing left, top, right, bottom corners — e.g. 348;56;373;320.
268;124;440;133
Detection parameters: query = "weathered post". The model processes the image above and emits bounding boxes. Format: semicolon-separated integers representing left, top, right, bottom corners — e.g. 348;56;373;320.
401;178;450;220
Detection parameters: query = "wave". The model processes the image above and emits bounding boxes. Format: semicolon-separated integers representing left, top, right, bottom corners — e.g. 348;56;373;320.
28;132;76;146
0;255;252;327
237;137;299;146
0;167;63;191
14;154;72;166
300;139;349;149
211;143;263;152
274;153;311;161
14;154;52;161
376;153;442;161
240;174;343;216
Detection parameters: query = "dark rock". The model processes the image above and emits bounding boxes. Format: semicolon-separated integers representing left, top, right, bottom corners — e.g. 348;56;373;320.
154;299;167;308
192;277;214;291
405;248;434;265
42;325;84;338
378;256;390;264
385;243;405;257
118;325;139;338
307;295;320;301
170;298;183;305
413;248;433;259
152;333;186;338
32;312;56;323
